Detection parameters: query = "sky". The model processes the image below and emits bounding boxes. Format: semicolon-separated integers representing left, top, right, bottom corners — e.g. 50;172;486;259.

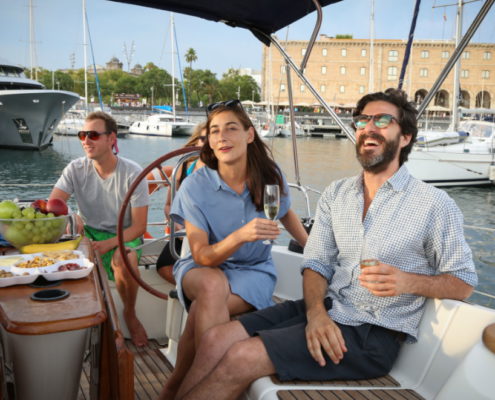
1;0;494;77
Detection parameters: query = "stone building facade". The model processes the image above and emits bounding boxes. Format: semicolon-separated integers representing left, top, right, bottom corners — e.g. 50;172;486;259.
262;36;494;109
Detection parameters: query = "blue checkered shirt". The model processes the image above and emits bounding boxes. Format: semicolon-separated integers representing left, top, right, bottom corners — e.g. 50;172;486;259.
301;165;477;342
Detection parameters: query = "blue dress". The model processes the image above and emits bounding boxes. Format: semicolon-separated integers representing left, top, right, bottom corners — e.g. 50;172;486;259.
170;166;291;310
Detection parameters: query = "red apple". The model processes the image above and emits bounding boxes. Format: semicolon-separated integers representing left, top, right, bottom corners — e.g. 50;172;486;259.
31;199;47;213
46;198;68;216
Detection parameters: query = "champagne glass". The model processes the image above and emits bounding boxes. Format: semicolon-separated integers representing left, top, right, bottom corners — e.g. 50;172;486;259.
358;237;379;312
263;184;280;245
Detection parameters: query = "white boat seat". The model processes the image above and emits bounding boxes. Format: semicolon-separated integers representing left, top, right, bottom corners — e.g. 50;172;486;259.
245;298;495;400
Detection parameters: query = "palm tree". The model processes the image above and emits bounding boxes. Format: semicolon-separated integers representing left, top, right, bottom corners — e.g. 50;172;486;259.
185;48;197;108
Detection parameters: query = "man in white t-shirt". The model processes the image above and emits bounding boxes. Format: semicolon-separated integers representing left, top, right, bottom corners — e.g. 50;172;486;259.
50;111;149;346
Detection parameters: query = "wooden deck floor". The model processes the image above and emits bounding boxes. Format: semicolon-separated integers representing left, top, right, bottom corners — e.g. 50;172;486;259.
77;339;173;400
77;339;424;400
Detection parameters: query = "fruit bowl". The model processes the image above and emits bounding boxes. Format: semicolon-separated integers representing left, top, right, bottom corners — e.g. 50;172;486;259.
0;215;70;249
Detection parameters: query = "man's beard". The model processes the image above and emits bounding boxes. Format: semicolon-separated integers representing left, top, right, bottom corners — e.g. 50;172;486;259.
355;132;401;174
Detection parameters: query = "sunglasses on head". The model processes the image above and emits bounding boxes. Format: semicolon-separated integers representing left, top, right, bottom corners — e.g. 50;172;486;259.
206;99;243;115
197;135;207;142
352;114;398;129
77;130;110;141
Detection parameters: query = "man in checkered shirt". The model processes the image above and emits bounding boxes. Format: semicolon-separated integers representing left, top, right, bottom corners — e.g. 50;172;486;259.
170;89;477;400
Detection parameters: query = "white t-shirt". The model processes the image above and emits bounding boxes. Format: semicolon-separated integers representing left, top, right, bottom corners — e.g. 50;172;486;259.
55;156;149;233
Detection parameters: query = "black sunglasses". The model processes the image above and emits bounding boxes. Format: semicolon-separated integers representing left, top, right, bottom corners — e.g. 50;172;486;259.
77;130;110;141
198;135;207;142
206;99;243;115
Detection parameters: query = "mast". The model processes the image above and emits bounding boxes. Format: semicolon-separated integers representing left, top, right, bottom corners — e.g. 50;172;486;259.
452;0;463;131
83;0;88;110
368;0;375;92
171;13;176;121
29;0;37;80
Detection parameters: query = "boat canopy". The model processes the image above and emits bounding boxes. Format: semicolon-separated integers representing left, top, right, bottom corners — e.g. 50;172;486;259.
109;0;342;45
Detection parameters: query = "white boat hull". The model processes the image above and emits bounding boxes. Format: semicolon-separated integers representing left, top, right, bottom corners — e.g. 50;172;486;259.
407;144;495;187
129;119;194;137
0;90;80;150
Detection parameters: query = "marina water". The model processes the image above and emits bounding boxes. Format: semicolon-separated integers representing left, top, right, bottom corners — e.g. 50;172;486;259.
0;135;493;308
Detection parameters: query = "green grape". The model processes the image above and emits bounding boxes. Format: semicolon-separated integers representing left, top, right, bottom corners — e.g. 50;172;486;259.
12;210;22;219
24;222;34;231
46;213;55;218
35;212;46;219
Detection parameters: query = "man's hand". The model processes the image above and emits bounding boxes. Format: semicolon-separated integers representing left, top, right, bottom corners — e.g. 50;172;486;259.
359;263;409;297
91;238;116;256
305;308;347;366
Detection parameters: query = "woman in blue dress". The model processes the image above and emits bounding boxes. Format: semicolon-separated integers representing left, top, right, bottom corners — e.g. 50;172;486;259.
159;100;308;399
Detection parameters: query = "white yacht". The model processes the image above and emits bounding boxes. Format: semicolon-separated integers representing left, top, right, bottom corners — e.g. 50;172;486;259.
129;112;195;137
0;60;80;150
407;120;495;186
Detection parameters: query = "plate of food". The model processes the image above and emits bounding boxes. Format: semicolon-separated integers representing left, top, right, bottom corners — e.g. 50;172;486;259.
0;266;38;287
41;258;94;281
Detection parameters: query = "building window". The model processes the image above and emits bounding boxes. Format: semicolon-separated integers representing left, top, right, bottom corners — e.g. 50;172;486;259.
341;48;347;57
483;51;492;60
300;84;305;92
280;65;285;74
359;85;365;94
387;66;398;80
461;69;469;78
420;50;429;58
280;84;286;92
301;48;306;56
482;70;490;79
360;67;366;76
339;85;345;93
361;49;367;57
388;50;398;62
322;48;328;56
320;85;326;93
441;51;450;59
340;66;346;75
321;66;327;74
420;68;428;77
462;51;470;59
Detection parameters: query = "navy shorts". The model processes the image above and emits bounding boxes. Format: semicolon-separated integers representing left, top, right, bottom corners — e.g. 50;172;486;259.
238;298;402;381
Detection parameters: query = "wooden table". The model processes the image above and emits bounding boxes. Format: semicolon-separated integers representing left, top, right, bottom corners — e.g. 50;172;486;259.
0;237;107;400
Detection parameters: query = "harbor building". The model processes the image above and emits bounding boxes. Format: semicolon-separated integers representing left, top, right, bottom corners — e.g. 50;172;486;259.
262;35;494;109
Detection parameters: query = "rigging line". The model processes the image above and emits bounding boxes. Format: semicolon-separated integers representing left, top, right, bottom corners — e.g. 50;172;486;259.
84;8;104;110
173;22;189;115
398;0;422;90
464;224;495;232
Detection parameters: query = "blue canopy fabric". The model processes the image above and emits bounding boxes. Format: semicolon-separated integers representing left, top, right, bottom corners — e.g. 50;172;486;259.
109;0;342;45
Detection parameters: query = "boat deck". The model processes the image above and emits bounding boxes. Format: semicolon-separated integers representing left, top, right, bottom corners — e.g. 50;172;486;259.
77;340;424;400
78;339;173;400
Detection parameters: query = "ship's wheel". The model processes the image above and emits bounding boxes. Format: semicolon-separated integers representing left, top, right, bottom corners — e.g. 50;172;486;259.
116;146;201;300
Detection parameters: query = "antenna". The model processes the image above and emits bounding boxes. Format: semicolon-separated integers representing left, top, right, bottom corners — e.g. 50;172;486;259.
123;40;135;71
69;53;76;69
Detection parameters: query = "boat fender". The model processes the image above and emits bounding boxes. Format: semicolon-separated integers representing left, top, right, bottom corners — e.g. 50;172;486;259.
146;165;173;194
489;164;495;181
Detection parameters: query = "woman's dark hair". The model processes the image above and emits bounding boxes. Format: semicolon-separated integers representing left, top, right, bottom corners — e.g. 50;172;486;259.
353;88;418;165
200;104;285;211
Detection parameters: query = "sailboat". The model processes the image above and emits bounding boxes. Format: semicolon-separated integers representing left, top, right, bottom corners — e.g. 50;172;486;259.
129;13;195;137
406;1;495;187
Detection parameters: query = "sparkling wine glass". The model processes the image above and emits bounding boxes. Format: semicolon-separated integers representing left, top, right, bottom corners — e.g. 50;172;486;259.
263;184;280;245
358;236;379;312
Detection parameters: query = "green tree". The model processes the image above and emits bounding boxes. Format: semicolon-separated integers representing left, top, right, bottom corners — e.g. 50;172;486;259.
219;68;260;102
184;48;198;108
136;67;175;106
186;69;220;107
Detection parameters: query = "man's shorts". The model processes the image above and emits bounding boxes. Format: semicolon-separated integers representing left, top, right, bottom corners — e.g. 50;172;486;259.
238;298;402;382
84;225;143;281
